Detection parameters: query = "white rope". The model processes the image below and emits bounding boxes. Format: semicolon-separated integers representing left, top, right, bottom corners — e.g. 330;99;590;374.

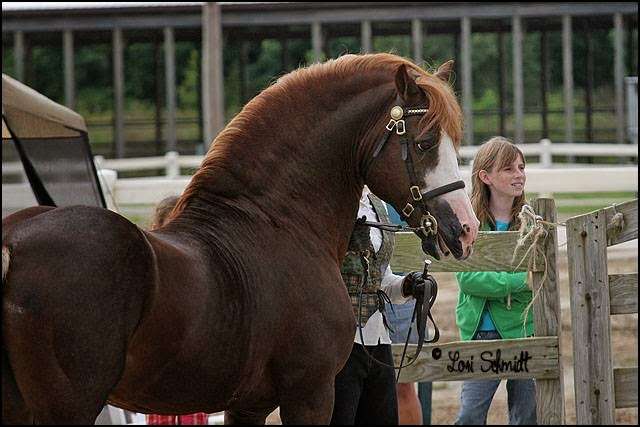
607;203;626;245
512;202;626;335
512;204;553;336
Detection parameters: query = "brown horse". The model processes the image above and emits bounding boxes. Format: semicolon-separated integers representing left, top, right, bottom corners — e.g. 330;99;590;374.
2;53;479;424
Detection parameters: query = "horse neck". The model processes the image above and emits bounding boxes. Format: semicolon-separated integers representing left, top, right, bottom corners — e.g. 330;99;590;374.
178;76;395;259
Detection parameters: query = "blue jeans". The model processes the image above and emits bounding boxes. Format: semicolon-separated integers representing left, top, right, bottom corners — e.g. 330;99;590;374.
455;330;537;425
386;300;424;344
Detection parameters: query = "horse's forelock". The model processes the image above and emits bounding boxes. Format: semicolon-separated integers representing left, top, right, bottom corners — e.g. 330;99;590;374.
327;54;463;149
415;74;463;149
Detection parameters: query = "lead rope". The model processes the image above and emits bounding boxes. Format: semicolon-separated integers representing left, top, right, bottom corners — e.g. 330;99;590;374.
355;251;439;382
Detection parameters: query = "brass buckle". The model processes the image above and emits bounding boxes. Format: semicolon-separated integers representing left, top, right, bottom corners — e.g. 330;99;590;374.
402;203;414;218
385;119;406;135
386;119;396;132
420;212;438;236
410;186;422;201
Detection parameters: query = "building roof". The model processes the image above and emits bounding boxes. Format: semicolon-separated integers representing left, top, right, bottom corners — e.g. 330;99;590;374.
2;2;637;35
2;2;203;11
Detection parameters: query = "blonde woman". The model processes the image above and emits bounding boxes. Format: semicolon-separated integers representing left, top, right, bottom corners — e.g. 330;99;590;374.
454;137;536;425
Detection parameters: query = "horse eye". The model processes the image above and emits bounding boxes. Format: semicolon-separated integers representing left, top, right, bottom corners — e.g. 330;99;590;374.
416;136;437;153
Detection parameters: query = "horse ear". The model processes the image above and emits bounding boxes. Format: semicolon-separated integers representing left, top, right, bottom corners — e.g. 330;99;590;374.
395;64;422;102
434;60;454;83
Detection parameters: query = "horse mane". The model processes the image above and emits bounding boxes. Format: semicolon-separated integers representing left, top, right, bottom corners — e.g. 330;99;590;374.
165;53;462;223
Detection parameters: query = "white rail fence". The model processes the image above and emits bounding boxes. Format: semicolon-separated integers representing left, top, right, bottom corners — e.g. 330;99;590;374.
3;139;637;179
2;140;638;212
3;164;637;214
91;139;637;177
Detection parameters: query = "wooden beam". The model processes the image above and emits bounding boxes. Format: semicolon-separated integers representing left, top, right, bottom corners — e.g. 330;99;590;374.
562;15;574;144
461;16;473;145
201;2;225;146
3;3;638;32
392;337;560;383
63;30;75;109
532;198;565;424
585;26;594;144
614;13;625;144
164;26;177;152
540;30;549;139
498;31;507;136
240;41;249;104
154;41;163;155
13;30;24;82
604;198;638;246
312;21;324;62
392;231;537;273
512;15;524;143
608;273;638;315
361;20;371;53
567;209;615;425
614;367;638;408
112;27;125;158
412;18;423;65
280;37;290;73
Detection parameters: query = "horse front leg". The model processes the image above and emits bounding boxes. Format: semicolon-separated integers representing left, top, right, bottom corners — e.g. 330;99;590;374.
224;407;271;425
278;378;335;425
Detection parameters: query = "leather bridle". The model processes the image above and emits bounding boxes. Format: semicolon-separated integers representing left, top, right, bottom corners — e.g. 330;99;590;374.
370;103;466;242
353;102;467;379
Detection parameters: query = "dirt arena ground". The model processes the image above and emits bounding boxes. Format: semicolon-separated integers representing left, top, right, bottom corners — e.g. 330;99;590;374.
264;254;637;425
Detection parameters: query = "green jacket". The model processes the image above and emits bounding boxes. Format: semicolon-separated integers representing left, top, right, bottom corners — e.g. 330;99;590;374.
455;224;534;341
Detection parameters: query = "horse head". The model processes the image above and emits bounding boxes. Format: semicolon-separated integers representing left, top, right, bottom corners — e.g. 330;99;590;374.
363;60;479;260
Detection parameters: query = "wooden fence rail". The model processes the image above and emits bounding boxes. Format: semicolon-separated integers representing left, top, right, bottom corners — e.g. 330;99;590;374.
566;198;638;424
390;198;564;425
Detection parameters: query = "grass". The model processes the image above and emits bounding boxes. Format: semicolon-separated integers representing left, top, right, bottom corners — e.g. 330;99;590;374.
552;191;636;200
525;191;637;219
119;192;637;228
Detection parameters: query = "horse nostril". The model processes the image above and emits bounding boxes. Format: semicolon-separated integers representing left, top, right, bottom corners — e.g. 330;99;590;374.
463;224;471;233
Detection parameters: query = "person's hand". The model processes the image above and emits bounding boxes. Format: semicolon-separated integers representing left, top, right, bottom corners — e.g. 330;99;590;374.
402;271;425;299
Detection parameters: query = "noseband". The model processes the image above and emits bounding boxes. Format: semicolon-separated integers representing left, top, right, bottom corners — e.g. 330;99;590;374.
371;103;466;240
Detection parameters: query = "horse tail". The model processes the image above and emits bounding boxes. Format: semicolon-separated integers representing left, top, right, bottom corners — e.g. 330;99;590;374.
2;246;9;284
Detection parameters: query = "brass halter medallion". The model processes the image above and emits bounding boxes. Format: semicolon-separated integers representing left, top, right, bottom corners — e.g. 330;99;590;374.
390;105;404;120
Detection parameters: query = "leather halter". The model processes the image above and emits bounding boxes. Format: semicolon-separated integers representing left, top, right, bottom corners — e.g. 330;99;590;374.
371;103;466;241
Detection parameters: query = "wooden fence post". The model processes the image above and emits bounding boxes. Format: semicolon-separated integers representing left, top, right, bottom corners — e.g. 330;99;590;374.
567;208;615;424
532;198;565;424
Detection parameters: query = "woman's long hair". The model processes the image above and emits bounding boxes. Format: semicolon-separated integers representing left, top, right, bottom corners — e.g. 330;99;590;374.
470;136;527;230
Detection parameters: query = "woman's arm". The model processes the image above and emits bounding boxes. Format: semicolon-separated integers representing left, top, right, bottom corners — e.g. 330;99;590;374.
455;271;528;299
381;265;412;304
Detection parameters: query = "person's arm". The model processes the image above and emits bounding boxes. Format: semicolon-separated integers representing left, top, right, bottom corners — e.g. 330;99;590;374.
381;265;412;304
455;271;528;299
